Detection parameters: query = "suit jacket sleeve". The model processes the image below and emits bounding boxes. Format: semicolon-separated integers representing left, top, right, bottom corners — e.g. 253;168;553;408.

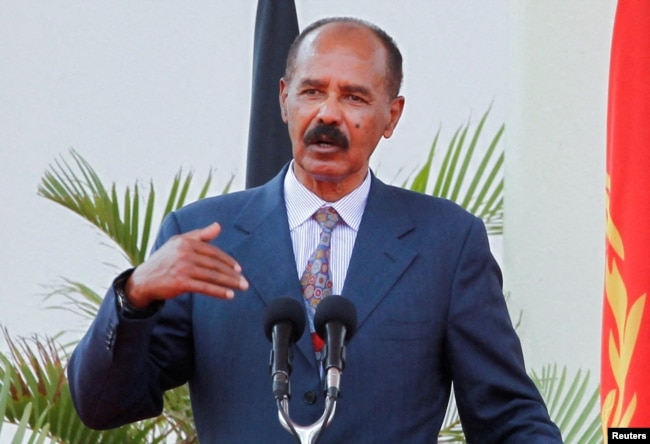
67;212;193;430
447;217;561;442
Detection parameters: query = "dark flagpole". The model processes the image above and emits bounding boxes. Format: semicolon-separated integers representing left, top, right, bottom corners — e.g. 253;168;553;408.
245;0;299;189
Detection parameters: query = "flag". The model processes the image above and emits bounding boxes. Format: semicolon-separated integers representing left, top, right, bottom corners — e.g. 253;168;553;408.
245;0;299;189
601;0;650;433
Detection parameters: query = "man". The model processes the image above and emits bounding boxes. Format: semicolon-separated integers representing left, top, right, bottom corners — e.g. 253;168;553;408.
68;17;562;443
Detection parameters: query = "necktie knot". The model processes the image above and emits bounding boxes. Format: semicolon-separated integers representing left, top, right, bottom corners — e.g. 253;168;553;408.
314;206;339;232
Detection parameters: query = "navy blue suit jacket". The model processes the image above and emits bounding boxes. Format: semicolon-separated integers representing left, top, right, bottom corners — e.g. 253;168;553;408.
68;167;562;443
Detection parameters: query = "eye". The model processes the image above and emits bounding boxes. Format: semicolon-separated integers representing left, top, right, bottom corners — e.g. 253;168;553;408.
345;94;366;104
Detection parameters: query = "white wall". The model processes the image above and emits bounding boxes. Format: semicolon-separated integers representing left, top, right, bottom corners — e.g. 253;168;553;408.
0;0;612;383
504;0;616;374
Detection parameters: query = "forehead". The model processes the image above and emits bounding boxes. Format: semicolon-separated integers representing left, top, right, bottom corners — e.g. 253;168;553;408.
292;22;388;80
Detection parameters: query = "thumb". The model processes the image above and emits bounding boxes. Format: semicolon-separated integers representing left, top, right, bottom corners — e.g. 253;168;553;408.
185;222;222;243
199;222;222;242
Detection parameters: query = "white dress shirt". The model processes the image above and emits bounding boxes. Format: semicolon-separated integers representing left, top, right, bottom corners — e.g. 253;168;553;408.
283;161;371;295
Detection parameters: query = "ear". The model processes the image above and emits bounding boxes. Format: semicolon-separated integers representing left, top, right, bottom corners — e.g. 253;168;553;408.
383;96;405;139
279;78;289;123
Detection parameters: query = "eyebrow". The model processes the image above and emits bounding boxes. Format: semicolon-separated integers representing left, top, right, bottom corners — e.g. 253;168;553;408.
298;78;373;98
341;84;372;98
299;78;327;89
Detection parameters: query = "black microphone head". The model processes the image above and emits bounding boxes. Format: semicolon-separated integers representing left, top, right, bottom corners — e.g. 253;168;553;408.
263;297;306;343
314;295;357;341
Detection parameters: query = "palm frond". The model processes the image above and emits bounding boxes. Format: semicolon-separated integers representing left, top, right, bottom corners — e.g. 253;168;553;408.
162;385;198;443
407;128;440;193
44;279;103;322
37;148;231;267
406;108;504;235
0;329;181;443
531;364;601;444
1;370;53;444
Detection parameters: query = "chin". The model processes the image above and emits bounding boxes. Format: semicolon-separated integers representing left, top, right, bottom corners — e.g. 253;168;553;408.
298;156;339;174
304;167;345;183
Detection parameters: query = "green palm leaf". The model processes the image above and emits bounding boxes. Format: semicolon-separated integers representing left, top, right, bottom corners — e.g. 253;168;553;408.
1;370;53;444
45;279;103;322
406;108;504;235
0;329;174;443
37;148;232;267
531;364;601;444
406;128;440;193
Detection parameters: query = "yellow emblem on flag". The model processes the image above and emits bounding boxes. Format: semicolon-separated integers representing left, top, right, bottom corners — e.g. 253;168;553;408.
602;175;647;435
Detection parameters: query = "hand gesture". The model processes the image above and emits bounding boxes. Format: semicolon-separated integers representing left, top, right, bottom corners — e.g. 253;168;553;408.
124;223;249;308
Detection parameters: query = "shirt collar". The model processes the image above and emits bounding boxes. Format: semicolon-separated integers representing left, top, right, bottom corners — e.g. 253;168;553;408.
284;160;370;231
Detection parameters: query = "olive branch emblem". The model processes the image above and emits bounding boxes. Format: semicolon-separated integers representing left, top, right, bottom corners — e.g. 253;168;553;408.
602;175;647;436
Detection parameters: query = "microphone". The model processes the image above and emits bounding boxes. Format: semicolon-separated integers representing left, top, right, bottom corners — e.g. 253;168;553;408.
314;296;357;400
263;297;306;400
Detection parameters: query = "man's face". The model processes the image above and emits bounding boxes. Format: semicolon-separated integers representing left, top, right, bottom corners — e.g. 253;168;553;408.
279;23;404;200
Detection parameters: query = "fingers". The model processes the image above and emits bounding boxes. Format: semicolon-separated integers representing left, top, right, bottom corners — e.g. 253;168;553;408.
170;229;249;298
126;222;249;305
181;272;248;300
183;223;243;271
190;235;243;273
184;249;249;298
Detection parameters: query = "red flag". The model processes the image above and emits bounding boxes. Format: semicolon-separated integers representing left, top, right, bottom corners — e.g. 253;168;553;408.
602;0;650;433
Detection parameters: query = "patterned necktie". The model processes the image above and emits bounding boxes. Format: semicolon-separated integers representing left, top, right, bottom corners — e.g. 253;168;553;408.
301;206;340;355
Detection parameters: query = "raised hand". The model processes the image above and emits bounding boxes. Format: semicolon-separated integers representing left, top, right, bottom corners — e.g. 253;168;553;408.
124;222;249;308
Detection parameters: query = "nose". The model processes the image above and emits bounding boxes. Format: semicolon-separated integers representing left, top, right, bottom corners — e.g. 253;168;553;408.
316;95;342;126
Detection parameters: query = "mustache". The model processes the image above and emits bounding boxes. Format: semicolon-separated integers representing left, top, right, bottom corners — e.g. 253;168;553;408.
303;124;350;149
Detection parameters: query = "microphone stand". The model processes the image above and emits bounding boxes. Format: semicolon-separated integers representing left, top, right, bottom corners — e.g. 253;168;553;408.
276;368;341;444
269;295;356;443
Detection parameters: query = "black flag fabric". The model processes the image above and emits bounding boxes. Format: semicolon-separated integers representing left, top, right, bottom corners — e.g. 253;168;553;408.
245;0;299;189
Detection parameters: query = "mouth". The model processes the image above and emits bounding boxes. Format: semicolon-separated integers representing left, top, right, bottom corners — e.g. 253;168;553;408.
303;125;350;150
311;138;339;149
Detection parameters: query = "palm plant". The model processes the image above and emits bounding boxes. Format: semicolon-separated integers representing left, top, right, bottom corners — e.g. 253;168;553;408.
1;366;51;444
405;107;504;236
37;149;233;325
1;149;231;443
0;329;163;443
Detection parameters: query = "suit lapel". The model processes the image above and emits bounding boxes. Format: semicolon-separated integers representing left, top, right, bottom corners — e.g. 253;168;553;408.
343;177;418;330
229;168;318;367
230;168;301;307
227;170;419;369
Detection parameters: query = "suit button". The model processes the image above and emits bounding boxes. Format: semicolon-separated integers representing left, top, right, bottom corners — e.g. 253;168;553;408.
303;391;317;405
